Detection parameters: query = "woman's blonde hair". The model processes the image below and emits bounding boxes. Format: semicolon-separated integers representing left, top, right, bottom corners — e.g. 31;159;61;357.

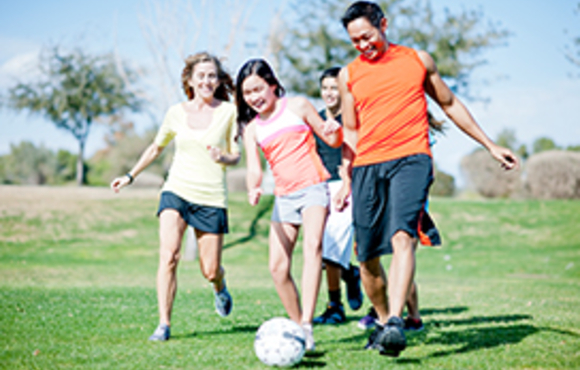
181;52;233;101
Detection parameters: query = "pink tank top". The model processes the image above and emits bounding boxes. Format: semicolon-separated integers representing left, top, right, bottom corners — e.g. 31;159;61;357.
255;98;330;196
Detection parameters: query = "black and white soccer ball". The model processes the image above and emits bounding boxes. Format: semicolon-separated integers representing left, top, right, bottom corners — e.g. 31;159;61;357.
254;317;306;367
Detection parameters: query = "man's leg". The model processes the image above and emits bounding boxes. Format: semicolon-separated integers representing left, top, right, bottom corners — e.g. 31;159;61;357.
387;230;415;319
359;257;388;324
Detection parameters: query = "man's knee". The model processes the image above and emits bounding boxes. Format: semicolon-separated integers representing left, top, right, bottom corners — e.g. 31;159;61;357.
391;230;415;252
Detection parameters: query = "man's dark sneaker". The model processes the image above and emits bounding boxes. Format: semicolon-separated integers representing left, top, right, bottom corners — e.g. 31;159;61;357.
342;265;363;311
357;307;378;330
378;316;406;357
313;301;346;325
148;324;170;341
404;316;424;331
364;322;385;351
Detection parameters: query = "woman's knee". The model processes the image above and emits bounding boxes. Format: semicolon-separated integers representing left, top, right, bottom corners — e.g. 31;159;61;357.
159;247;180;270
201;264;221;282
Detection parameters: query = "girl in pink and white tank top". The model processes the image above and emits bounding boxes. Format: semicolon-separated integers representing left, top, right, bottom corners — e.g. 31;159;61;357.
235;59;343;351
254;96;330;196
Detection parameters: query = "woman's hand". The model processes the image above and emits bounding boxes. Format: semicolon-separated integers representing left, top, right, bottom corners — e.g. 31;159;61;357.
207;145;223;163
110;175;132;193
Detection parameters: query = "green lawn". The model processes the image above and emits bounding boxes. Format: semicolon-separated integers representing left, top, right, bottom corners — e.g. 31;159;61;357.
1;187;579;369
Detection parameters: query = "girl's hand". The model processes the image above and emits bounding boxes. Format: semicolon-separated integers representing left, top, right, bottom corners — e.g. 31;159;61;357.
322;118;341;136
248;188;263;206
207;145;223;163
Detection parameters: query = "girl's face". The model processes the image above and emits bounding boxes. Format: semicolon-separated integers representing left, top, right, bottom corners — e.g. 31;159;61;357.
241;74;278;115
320;77;340;111
188;61;219;100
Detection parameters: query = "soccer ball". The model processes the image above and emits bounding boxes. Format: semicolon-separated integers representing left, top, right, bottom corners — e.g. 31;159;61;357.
254;317;306;367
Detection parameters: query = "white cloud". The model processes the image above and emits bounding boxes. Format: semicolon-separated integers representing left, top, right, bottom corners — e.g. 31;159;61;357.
0;35;39;62
0;51;41;88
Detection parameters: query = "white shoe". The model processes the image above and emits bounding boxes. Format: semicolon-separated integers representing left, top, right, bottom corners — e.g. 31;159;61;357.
302;323;315;351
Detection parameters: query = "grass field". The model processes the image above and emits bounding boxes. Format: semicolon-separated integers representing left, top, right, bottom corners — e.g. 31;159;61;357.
1;185;579;369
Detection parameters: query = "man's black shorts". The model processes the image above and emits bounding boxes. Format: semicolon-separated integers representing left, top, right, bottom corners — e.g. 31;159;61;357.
352;154;437;262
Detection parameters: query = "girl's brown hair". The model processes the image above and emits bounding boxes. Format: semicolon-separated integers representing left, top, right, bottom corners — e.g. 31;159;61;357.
181;52;234;101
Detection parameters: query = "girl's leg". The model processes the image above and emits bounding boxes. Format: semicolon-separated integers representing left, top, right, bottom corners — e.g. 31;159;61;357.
196;230;225;292
300;205;327;324
269;221;301;323
157;209;188;326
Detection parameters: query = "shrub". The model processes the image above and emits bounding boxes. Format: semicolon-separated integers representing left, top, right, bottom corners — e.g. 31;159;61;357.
524;150;580;199
460;149;521;198
431;168;455;197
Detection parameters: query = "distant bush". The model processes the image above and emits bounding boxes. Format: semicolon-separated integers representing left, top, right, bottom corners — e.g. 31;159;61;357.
87;127;170;186
524;150;580;199
431;168;455;197
460;149;521;198
0;142;80;185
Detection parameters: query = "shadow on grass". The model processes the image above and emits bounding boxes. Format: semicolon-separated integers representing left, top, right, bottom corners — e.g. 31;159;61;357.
335;311;579;362
430;314;533;327
424;324;538;358
345;305;470;326
171;324;261;339
224;196;274;250
420;306;469;316
296;359;327;368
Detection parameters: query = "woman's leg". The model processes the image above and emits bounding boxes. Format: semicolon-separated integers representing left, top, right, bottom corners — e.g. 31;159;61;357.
300;205;327;324
196;230;225;292
269;222;301;323
157;209;188;326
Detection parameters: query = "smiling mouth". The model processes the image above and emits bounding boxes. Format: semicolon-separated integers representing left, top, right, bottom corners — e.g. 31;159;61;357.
251;100;266;111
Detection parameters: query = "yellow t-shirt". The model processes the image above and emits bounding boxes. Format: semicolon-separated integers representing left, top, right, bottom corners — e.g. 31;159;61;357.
154;101;239;208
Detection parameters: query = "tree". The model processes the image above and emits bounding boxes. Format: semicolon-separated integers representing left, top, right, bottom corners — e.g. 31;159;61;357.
138;0;276;112
532;137;559;154
564;2;580;70
272;0;510;99
6;47;142;186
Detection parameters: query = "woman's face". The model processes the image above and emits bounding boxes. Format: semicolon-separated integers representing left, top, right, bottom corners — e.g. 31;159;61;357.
188;61;219;100
241;74;278;115
320;77;340;111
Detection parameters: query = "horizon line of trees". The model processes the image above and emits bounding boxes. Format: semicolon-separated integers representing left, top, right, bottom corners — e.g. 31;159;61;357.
1;0;578;193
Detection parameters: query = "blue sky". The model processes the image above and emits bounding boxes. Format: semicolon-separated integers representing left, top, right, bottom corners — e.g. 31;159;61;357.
1;0;579;186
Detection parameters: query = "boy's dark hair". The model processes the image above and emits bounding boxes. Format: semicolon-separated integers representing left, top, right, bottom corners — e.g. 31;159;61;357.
319;66;341;84
341;1;385;29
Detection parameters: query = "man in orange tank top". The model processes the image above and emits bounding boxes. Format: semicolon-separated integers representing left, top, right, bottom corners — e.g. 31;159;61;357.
334;1;519;357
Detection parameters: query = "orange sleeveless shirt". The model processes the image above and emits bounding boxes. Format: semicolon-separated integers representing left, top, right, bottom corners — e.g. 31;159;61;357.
347;43;431;167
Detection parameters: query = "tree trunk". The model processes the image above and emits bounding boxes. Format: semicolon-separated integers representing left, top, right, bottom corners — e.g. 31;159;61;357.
76;139;85;186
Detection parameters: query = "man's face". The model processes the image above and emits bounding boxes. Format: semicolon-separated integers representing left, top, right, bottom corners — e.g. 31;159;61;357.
346;17;388;61
320;77;340;111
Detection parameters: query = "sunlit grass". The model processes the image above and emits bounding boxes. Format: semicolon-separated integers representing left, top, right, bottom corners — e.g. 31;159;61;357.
0;187;579;369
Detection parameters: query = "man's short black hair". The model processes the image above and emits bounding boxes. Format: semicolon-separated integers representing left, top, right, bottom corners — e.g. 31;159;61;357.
341;1;385;29
319;66;341;84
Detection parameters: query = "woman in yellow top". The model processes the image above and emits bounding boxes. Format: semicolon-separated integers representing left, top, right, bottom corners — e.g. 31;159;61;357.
110;52;240;341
